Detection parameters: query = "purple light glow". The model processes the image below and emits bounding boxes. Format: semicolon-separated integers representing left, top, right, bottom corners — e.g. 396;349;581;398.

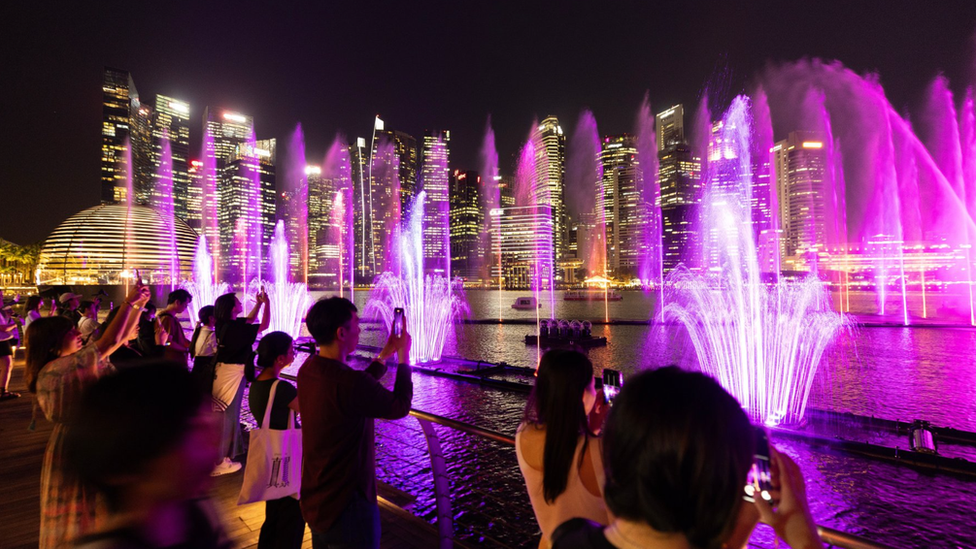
181;235;229;324
365;191;468;364
664;96;847;426
256;221;310;338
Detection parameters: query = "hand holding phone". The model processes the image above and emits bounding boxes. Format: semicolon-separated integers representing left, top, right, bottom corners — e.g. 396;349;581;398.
743;426;774;504
602;369;623;406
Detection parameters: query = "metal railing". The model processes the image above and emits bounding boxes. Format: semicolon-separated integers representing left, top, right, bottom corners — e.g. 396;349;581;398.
402;408;895;549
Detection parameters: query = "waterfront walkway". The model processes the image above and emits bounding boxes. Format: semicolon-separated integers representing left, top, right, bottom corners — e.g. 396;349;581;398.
0;355;451;549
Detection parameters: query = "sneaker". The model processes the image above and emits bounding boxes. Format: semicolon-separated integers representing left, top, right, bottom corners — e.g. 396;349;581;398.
211;458;242;476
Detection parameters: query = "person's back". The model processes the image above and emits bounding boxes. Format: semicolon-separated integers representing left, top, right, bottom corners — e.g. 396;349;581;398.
298;297;412;549
516;425;607;548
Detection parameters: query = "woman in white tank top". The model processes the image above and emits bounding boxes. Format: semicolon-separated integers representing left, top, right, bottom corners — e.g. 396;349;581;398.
516;349;610;548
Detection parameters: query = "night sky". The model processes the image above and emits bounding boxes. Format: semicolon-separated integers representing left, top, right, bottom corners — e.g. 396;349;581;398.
3;1;976;245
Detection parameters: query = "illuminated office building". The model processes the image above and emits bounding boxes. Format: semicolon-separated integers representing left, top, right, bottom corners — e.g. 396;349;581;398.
151;95;191;220
658;143;702;272
449;170;484;281
204;108;254;165
531;116;567;270
186;160;203;230
773;131;827;259
656;105;685;152
218;139;276;281
600;135;643;277
101;67;152;204
369;117;418;274
350;138;372;282
490;205;555;289
421;130;451;276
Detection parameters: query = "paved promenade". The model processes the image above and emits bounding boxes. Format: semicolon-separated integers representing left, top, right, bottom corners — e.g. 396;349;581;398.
0;355;452;549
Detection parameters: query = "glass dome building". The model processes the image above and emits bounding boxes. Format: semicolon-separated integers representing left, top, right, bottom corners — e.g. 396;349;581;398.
36;203;197;286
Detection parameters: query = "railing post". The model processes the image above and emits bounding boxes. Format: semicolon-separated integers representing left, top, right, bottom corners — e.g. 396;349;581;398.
416;417;454;549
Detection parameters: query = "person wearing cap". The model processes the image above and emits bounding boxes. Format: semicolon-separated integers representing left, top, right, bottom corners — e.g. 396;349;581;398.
58;293;82;325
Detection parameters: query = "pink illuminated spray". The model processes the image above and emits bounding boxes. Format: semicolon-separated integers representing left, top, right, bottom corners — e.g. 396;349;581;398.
365;192;468;364
480;117;502;317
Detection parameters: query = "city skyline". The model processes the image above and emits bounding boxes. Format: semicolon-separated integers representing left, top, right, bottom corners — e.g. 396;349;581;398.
4;2;976;245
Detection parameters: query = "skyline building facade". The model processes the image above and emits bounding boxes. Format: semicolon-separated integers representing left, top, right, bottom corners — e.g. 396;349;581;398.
151;95;191;220
490;205;555;289
532;116;568;279
368;117;418;275
658;143;702;272
421;130;451;276
217;138;276;282
100;67;150;205
449;170;484;281
600;134;643;277
773;131;827;261
656;104;685;152
350;137;372;282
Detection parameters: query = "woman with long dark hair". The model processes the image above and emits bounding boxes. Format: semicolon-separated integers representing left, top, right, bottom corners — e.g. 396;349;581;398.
189;305;217;393
25;282;151;549
211;290;269;475
516;349;610;548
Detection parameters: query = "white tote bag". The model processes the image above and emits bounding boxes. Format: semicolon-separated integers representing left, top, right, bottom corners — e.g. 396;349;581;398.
238;380;302;504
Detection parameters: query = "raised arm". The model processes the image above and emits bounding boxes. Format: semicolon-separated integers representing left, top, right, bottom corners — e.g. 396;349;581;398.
256;291;270;333
95;284;151;359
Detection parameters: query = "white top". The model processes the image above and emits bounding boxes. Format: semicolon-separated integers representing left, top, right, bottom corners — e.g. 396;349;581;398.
194;325;217;357
516;424;608;547
24;309;42;329
78;316;100;339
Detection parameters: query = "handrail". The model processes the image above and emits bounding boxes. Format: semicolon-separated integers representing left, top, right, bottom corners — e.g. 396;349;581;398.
403;409;895;549
281;372;893;548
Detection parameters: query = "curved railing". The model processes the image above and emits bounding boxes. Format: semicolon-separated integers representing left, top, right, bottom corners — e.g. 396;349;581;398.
403;408;895;549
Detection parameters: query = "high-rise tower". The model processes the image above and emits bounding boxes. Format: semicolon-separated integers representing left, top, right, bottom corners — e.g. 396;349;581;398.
151;95;191;220
656;105;685;152
101;67;152;204
421;129;451;276
600;135;643;276
532;116;567;266
773;131;827;260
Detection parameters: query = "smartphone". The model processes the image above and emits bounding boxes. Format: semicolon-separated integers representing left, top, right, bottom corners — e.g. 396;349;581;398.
392;307;404;337
743;426;774;504
134;268;142;285
602;369;622;406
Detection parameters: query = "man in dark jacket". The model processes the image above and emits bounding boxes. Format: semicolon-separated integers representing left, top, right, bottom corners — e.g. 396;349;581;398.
297;297;411;549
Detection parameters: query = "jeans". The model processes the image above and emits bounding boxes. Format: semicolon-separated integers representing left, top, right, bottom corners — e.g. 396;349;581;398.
258;496;306;549
310;492;381;549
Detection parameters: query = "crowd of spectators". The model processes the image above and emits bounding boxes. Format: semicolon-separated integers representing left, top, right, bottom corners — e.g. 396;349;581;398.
9;285;826;549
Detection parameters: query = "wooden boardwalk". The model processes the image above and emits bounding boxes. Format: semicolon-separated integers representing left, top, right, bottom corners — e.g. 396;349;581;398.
0;354;453;549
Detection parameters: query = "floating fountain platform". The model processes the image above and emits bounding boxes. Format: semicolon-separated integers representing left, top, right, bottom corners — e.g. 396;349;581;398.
524;333;607;349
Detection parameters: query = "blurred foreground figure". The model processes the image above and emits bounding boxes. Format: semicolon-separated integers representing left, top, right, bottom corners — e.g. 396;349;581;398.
551;366;824;549
65;363;232;549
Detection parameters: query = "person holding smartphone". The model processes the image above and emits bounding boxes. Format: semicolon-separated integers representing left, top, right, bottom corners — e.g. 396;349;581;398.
211;290;270;476
550;366;823;549
297;297;412;549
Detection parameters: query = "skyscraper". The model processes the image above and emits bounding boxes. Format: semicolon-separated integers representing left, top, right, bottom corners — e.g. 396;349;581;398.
369;117;418;275
773;131;827;261
658;143;702;272
350;137;372;282
101;67;151;204
600;135;643;277
421;130;451;276
449;170;484;281
532;116;567;269
151;95;191;220
217;138;276;282
490;205;554;289
186;159;203;231
656;105;685;152
204;108;254;165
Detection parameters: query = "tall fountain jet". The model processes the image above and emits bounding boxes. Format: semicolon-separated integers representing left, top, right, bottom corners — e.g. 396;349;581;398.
258;221;310;338
366;191;468;364
181;235;229;326
663;96;846;426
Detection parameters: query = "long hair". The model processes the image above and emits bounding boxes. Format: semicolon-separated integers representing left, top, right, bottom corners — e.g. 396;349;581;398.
25;295;43;313
189;305;215;359
25;316;76;393
213;293;237;334
522;349;596;503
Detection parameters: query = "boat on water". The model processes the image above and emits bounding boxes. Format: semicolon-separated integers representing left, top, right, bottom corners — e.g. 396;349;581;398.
564;290;622;301
511;296;540;310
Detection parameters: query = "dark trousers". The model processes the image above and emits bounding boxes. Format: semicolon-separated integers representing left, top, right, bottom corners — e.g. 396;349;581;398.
258;496;306;549
310;492;381;549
